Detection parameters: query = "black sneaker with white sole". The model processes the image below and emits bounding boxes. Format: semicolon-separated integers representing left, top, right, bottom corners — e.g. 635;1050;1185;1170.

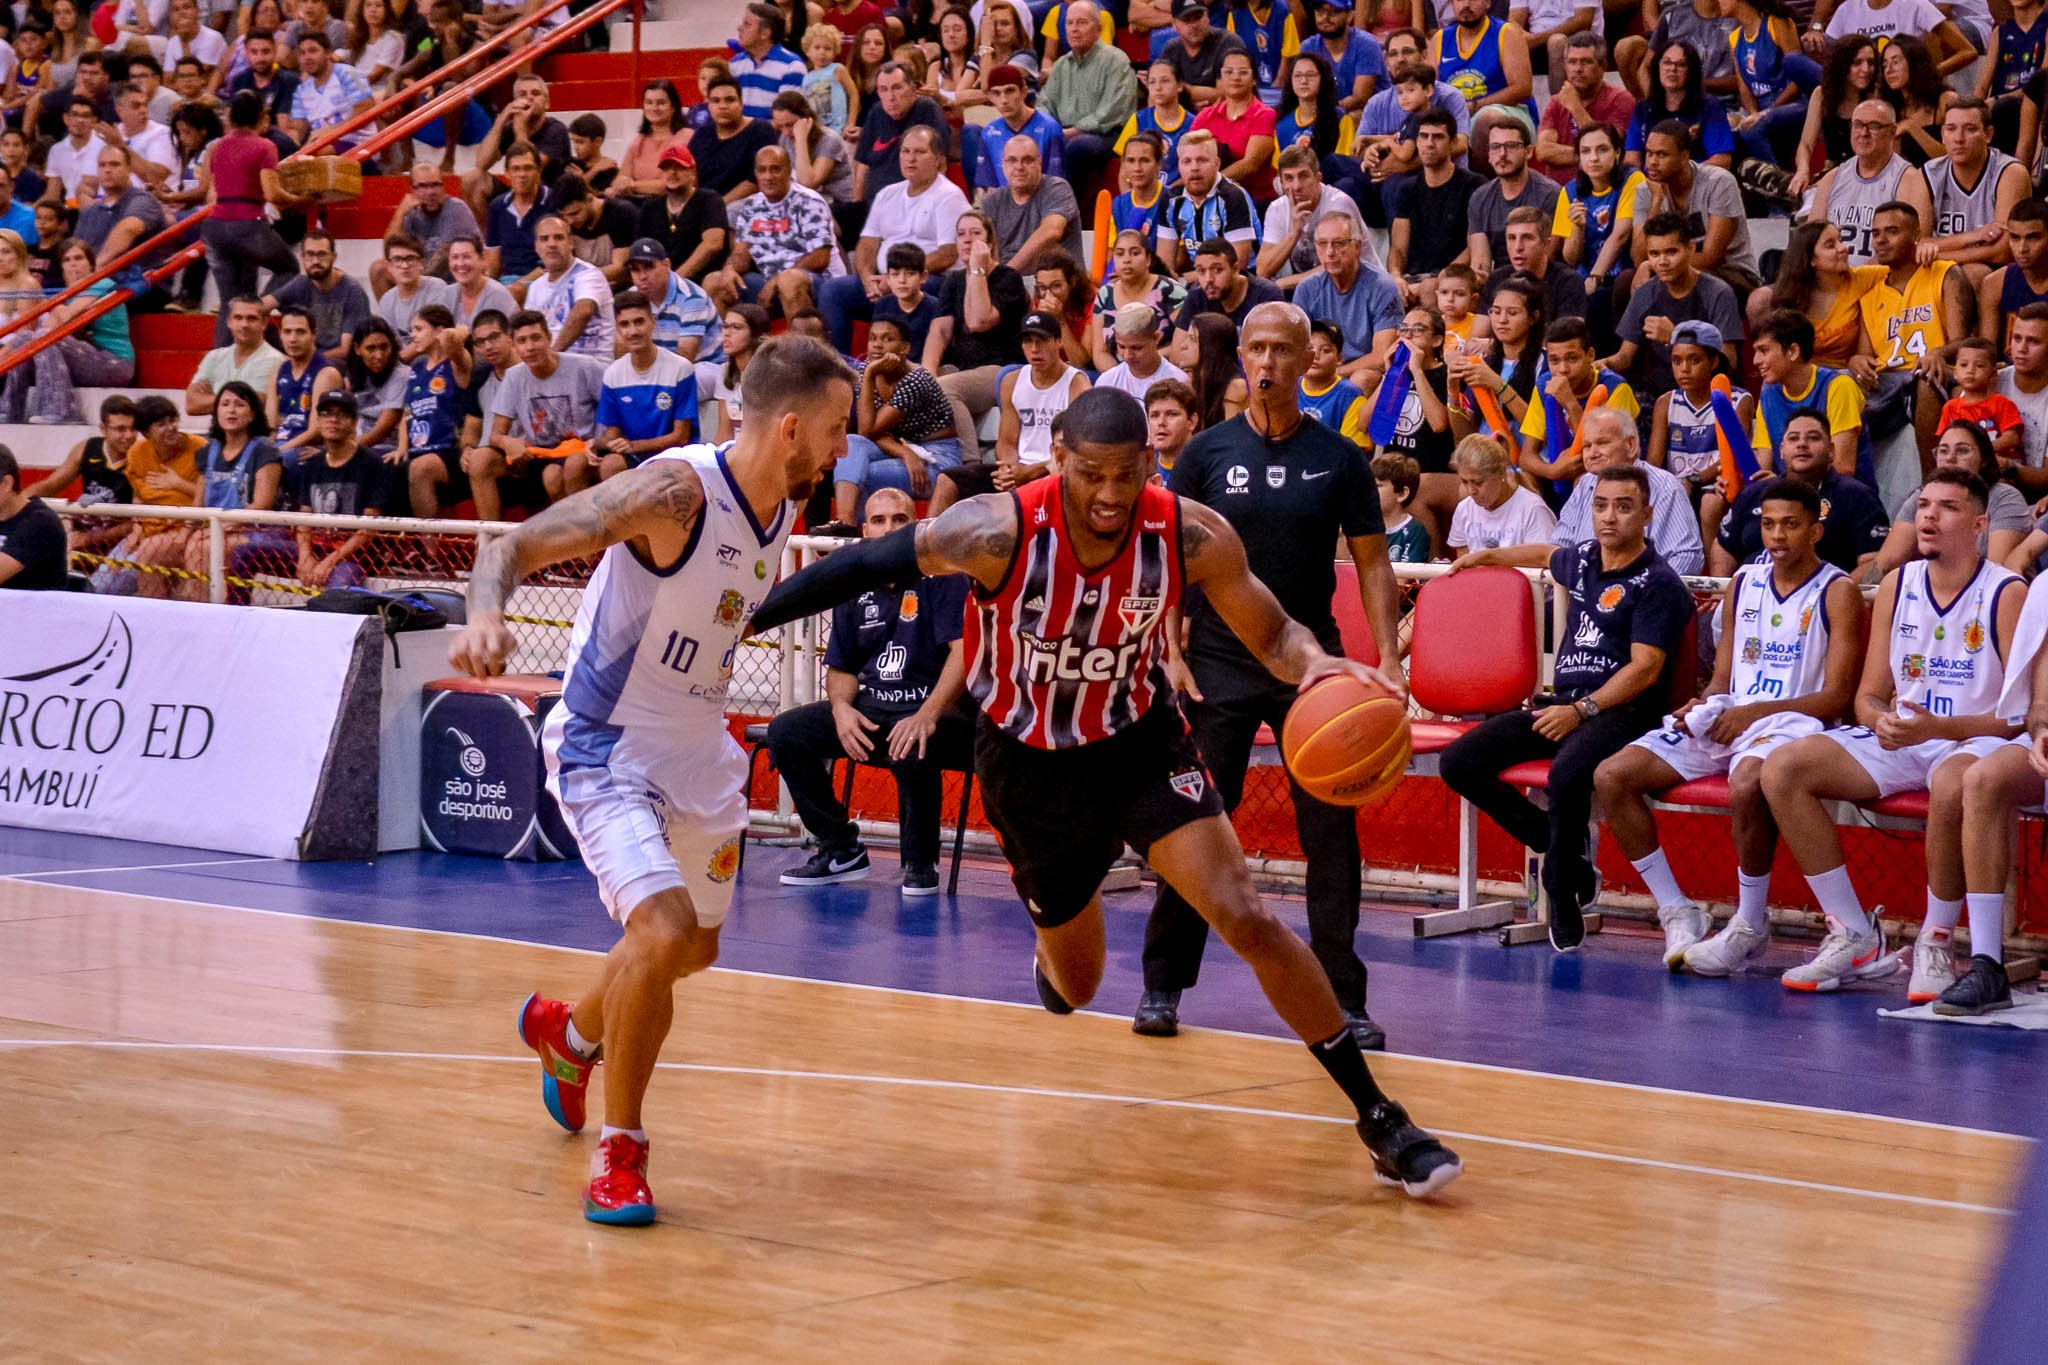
1357;1100;1462;1197
900;863;939;897
1933;954;2014;1016
779;846;871;886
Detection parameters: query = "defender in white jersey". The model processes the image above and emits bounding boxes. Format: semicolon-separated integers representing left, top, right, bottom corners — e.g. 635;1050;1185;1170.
1760;469;2025;996
1593;479;1866;973
447;336;855;1227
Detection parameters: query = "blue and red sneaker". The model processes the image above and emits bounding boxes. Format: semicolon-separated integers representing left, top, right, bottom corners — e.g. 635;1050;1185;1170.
584;1133;656;1226
516;992;596;1133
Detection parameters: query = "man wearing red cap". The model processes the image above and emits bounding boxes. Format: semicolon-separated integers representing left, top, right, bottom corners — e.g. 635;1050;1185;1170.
635;138;731;284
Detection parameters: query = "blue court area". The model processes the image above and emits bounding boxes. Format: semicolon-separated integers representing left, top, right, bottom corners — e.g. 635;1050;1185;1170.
4;825;2042;1137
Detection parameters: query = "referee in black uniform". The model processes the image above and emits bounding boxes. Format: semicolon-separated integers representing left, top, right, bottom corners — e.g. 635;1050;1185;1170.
1137;301;1405;1049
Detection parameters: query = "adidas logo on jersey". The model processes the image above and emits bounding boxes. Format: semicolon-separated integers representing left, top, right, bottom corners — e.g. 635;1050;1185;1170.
1023;595;1047;612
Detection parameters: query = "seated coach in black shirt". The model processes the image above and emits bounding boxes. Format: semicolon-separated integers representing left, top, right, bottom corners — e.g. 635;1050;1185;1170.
1138;300;1404;1048
1440;459;1696;951
0;446;69;590
768;489;975;899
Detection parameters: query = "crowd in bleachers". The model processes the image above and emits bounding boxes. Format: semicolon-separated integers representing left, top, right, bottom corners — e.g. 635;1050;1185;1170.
9;0;2048;1008
5;0;2048;562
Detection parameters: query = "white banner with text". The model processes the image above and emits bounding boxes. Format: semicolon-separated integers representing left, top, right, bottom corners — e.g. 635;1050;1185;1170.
0;596;371;857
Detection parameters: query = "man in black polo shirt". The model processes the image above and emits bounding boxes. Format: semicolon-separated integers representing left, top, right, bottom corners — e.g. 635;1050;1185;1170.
0;446;71;590
1138;301;1404;1047
1439;463;1696;950
768;489;975;898
1708;413;1889;576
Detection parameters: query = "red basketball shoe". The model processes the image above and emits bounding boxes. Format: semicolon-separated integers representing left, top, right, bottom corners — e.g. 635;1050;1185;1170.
516;992;596;1133
584;1133;656;1226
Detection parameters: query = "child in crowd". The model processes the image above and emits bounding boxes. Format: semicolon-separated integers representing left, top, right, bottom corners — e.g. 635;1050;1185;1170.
1648;320;1752;548
394;303;472;518
567;113;619;194
1116;62;1191;187
1434;264;1488;354
4;24;48;124
802;22;857;132
1373;452;1432;563
1108;130;1167;259
870;243;941;357
1939;337;2025;466
1300;319;1369;445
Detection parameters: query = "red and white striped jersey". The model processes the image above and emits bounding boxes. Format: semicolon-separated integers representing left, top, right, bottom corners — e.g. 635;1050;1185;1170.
964;475;1186;749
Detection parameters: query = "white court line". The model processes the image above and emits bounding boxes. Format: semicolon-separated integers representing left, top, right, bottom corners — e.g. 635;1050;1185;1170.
2;857;279;881
2;871;2029;1146
0;1037;2010;1217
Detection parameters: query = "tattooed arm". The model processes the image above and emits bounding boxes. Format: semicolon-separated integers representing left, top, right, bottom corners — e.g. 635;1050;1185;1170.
1179;499;1403;695
749;495;1020;635
448;461;706;676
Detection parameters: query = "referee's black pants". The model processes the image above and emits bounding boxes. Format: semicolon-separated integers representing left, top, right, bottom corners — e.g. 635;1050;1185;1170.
1436;706;1654;899
765;699;973;868
1140;688;1368;1011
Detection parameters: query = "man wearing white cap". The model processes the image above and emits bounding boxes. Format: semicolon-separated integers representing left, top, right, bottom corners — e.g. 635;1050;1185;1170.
1096;302;1188;401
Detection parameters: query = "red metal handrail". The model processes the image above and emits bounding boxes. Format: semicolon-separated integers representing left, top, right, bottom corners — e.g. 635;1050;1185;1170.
0;0;618;359
0;242;205;378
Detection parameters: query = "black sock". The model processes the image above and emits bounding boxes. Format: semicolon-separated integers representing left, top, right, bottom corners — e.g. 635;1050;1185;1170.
1308;1028;1388;1118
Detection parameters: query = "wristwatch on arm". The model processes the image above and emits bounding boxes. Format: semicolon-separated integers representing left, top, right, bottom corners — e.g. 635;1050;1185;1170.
1574;697;1601;720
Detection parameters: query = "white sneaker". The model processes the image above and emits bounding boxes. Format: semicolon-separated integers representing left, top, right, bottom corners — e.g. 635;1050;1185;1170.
1782;917;1898;993
1907;936;1958;1004
1656;900;1711;970
1683;917;1771;977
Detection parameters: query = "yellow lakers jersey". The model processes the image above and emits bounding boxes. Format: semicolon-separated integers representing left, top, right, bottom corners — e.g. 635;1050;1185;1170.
1858;260;1953;372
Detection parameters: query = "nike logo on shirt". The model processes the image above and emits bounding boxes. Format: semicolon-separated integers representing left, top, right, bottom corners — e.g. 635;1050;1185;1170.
1304;470;1331;480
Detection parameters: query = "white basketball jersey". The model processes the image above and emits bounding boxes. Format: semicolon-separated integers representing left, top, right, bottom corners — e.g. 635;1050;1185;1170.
1729;561;1843;704
557;443;792;742
1888;559;2017;720
1926;149;2016;239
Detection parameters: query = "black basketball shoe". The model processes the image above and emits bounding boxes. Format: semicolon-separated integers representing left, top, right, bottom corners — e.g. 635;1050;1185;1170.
1358;1101;1463;1198
1034;958;1075;1014
1933;955;2014;1016
1132;989;1180;1036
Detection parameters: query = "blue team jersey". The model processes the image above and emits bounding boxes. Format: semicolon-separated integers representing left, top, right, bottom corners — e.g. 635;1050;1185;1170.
403;356;462;454
1434;18;1537;122
1298;374;1365;437
1227;0;1298;89
275;353;336;445
597;349;699;445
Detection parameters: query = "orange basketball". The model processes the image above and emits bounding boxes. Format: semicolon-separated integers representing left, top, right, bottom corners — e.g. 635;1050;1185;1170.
1280;674;1412;808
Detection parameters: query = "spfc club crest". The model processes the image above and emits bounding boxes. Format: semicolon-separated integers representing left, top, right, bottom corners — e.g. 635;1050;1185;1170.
1170;770;1206;802
1119;593;1162;632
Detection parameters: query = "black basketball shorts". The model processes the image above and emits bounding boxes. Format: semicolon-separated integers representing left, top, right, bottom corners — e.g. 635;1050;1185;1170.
973;702;1225;928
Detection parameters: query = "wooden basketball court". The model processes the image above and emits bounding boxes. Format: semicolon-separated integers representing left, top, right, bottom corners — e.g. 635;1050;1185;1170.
0;877;2021;1360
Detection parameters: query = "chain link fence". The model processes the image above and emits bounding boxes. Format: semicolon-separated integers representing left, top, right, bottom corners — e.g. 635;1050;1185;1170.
48;507;2048;944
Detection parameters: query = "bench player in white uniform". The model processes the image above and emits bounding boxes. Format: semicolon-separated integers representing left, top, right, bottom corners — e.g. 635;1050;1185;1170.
1760;468;2025;996
1592;479;1866;975
1940;575;2048;1014
447;336;856;1226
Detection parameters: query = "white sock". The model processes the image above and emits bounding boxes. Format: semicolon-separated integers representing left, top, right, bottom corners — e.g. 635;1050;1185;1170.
1967;893;2005;961
1805;865;1871;936
1735;870;1771;932
565;1018;598;1059
1923;894;1963;938
1631;848;1688;910
599;1125;647;1145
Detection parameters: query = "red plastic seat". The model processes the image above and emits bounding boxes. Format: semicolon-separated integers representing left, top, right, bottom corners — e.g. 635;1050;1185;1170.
1330;565;1382;667
1867;790;1930;819
1409;567;1540;717
1661;776;1732;808
1408;719;1472;755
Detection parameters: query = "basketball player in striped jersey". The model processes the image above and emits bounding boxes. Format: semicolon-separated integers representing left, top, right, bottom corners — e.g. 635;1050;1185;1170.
447;337;855;1226
749;387;1464;1196
1760;469;2025;997
1591;479;1866;975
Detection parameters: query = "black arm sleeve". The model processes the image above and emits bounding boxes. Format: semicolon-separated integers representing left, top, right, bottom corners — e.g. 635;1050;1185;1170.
748;526;924;634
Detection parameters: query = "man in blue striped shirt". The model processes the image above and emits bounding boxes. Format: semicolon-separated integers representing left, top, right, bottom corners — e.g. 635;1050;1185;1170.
728;4;807;119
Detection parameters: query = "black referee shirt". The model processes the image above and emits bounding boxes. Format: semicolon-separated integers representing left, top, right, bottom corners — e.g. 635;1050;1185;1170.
1170;413;1383;701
